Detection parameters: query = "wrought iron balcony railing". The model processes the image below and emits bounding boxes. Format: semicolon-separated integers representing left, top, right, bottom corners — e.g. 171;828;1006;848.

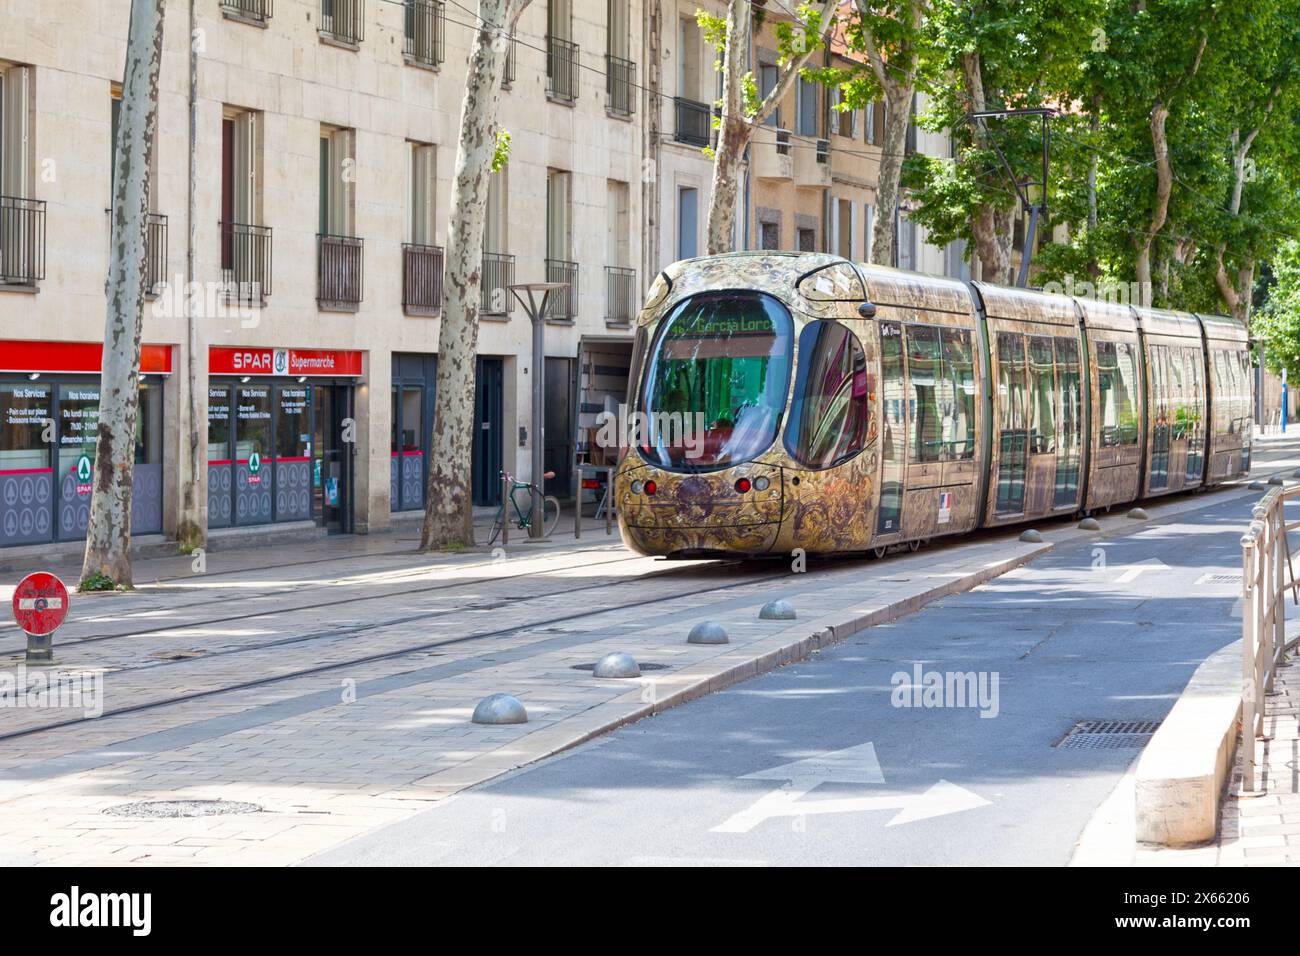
0;196;46;286
145;213;167;297
547;36;579;103
545;258;579;322
317;233;363;309
481;252;515;316
502;36;516;87
402;242;443;314
221;221;273;304
606;55;635;117
320;0;364;45
404;0;445;68
222;0;273;23
674;97;711;147
604;266;635;325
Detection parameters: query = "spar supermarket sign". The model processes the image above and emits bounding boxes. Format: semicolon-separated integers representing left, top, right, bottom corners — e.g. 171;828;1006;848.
209;347;363;377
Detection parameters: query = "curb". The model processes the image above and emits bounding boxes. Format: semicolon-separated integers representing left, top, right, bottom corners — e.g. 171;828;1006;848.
1133;640;1244;847
399;540;1051;798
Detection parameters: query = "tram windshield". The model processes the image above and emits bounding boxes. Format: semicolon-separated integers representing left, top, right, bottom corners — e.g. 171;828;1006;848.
639;291;794;470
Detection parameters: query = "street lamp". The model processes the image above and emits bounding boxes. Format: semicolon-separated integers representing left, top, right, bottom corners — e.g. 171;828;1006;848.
509;282;569;539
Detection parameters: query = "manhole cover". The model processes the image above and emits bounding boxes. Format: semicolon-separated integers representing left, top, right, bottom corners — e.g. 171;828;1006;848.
104;799;262;818
571;662;670;672
1055;719;1162;751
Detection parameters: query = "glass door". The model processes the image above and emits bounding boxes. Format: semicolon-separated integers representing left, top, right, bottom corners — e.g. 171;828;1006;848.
312;384;351;532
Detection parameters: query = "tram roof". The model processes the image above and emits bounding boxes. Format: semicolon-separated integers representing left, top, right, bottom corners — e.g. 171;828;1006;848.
1073;296;1138;333
971;281;1078;328
1195;311;1249;344
857;264;974;316
1133;305;1203;340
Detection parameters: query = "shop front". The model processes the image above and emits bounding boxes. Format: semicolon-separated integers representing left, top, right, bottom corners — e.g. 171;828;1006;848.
390;353;435;513
208;347;362;534
0;340;169;549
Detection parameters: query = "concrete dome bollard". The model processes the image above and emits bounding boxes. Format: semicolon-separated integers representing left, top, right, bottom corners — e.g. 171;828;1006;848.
593;652;641;679
1269;475;1285;486
758;599;797;621
687;621;729;645
1078;517;1101;531
1019;529;1043;543
1127;507;1150;520
471;693;528;725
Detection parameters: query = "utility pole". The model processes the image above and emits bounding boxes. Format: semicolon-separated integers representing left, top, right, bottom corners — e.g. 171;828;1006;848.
969;108;1054;288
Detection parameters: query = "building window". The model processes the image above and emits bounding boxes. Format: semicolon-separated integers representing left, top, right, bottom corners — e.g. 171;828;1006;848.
864;203;875;262
759;63;779;127
797;227;816;252
797;77;819;137
547;0;579;102
677;186;698;260
404;0;445;68
897;213;916;270
606;0;634;116
318;126;361;308
1;63;44;286
403;142;441;314
221;108;269;303
836;199;854;260
546;169;576;320
320;0;364;46
760;221;779;251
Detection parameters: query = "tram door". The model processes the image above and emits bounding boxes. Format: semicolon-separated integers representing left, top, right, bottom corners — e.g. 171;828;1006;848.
876;322;906;536
995;334;1028;515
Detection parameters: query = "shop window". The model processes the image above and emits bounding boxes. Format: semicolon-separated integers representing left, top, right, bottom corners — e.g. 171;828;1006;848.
784;321;870;469
0;381;50;471
235;384;273;524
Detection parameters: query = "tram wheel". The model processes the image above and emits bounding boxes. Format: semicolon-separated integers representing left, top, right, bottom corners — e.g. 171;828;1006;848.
908;539;922;552
872;546;888;560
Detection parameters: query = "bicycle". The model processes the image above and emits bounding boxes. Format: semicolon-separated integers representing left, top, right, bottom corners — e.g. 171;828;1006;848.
486;469;561;544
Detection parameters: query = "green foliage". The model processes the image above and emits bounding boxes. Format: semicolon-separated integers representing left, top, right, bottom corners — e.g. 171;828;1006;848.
79;571;119;592
491;129;511;173
1254;241;1300;380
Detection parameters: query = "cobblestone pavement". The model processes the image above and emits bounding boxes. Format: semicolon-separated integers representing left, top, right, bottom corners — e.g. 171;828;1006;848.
1;451;1295;866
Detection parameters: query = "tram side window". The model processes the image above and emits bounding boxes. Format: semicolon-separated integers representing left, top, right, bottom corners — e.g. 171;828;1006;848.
1167;346;1188;441
907;325;943;463
1095;340;1138;446
1028;336;1057;454
783;321;871;469
943;328;976;460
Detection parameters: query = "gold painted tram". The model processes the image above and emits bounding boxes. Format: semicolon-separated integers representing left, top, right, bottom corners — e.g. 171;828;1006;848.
614;252;1253;558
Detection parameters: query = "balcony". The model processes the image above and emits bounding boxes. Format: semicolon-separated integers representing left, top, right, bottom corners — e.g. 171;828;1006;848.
753;128;793;180
481;252;515;317
221;222;272;304
501;36;516;88
547;36;579;103
0;196;46;287
606;55;635;117
545;258;579;322
604;266;635;326
317;234;363;310
793;136;832;188
145;213;167;298
403;0;444;69
402;242;443;315
674;97;711;147
320;0;364;46
221;0;272;24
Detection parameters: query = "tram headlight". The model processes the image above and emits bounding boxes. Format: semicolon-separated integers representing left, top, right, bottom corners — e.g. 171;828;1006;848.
631;480;643;495
753;476;770;492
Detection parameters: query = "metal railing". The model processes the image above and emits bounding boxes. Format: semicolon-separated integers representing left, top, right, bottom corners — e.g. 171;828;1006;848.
606;54;635;117
0;196;46;285
222;0;273;22
320;0;364;45
145;213;167;297
404;0;444;67
547;36;579;103
1240;484;1300;791
775;128;792;155
545;258;578;321
317;234;364;308
501;36;516;87
674;97;711;146
221;221;272;303
481;251;514;316
816;138;831;164
604;266;635;325
402;242;443;314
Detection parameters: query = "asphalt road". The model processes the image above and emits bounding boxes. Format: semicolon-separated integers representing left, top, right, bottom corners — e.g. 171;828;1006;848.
315;489;1260;866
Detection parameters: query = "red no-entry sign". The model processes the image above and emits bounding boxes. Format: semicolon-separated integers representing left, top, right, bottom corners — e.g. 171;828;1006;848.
12;572;69;636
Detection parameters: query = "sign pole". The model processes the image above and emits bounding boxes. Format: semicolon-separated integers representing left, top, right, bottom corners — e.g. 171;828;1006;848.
26;630;53;665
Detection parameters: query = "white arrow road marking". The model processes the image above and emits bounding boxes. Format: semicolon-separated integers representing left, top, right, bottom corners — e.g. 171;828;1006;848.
711;743;989;833
1114;558;1170;584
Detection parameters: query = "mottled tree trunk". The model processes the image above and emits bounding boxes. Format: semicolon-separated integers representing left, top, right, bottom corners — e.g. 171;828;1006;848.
81;0;165;589
421;0;531;551
177;0;204;553
871;87;912;266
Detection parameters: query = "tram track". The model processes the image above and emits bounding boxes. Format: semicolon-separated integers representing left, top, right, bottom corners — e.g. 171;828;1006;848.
0;561;795;744
0;545;645;657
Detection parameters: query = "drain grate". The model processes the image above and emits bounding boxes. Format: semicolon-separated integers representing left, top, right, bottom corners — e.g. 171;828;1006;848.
1195;573;1242;586
1055;719;1162;751
572;662;670;672
104;799;262;819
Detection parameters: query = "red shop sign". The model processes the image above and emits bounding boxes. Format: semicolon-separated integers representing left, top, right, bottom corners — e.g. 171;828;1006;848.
208;347;363;377
0;340;173;375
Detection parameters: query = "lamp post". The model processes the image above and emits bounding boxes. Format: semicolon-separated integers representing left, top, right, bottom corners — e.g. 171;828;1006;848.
509;282;568;539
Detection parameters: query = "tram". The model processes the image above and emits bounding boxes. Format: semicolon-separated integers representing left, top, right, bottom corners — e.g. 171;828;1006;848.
614;252;1253;558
